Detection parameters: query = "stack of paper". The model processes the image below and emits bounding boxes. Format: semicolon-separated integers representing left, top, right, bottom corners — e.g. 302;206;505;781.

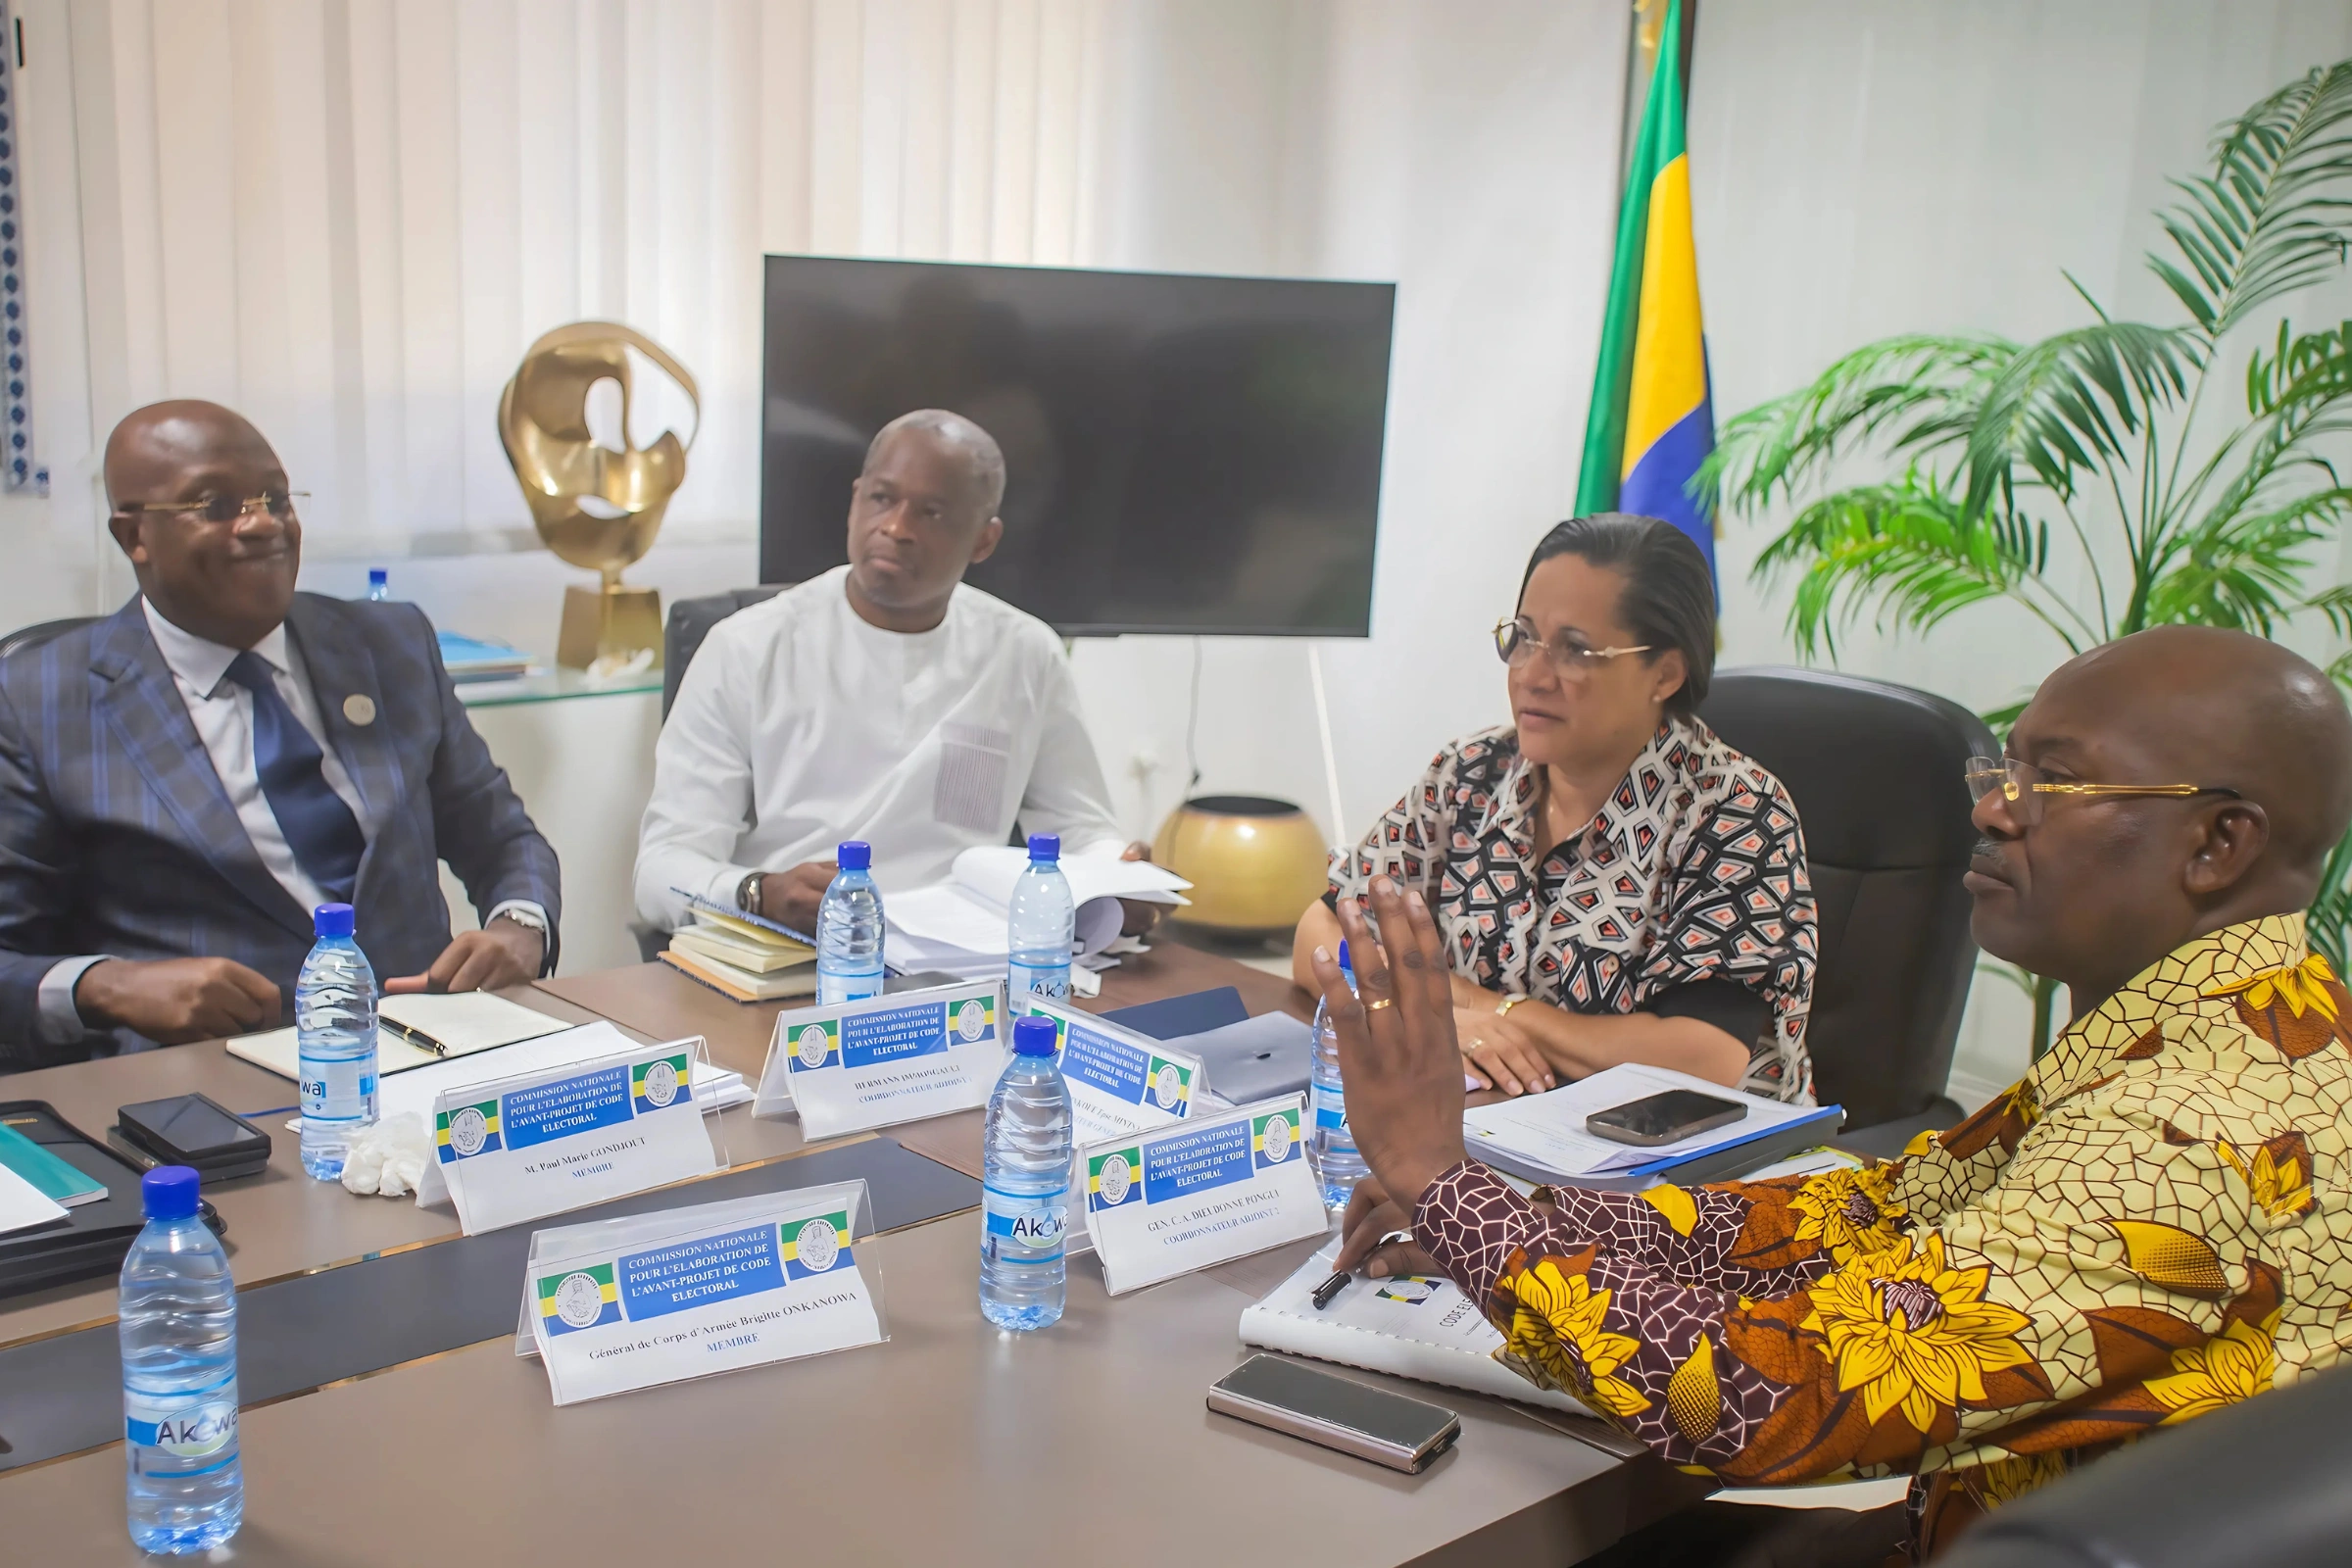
436;630;533;683
662;899;820;1002
886;846;1191;979
1462;1063;1842;1192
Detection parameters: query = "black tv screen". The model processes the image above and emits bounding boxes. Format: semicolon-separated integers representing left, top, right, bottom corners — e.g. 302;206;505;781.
759;256;1394;636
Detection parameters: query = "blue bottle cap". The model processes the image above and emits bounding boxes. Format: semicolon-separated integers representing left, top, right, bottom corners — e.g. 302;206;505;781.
1027;833;1060;862
837;840;871;872
141;1165;202;1220
1012;1015;1059;1056
314;902;355;939
367;567;388;586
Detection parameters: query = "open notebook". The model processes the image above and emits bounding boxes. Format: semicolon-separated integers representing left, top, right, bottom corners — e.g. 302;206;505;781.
226;992;571;1079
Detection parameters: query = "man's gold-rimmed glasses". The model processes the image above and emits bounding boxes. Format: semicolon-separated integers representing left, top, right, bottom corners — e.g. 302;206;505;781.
122;490;308;525
1493;615;1651;681
1964;755;2243;826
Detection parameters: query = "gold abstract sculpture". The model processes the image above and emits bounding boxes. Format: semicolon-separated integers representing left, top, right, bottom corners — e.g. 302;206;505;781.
498;321;699;669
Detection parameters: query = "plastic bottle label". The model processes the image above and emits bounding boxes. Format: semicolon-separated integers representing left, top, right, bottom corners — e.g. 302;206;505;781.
983;1187;1068;1259
1311;1083;1356;1156
1008;958;1071;1005
299;1055;376;1122
124;1389;239;1468
816;965;884;1006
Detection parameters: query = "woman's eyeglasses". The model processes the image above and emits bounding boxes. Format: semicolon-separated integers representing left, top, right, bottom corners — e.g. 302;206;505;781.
1963;755;2241;827
122;490;307;525
1493;616;1651;680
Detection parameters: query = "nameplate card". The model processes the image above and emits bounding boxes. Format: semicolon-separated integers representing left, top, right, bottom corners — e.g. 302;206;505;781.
420;1039;720;1235
752;980;1007;1140
1081;1096;1326;1295
520;1181;885;1405
1022;998;1205;1144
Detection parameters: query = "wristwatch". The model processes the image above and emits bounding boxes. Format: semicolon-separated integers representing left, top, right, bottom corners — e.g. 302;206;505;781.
737;870;766;915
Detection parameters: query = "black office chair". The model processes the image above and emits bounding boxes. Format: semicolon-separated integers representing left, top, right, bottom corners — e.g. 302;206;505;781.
1696;666;1995;1151
1929;1361;2352;1568
0;616;98;662
661;586;786;717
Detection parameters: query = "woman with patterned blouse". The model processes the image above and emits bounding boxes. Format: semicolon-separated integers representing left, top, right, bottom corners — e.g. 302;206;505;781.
1291;514;1818;1102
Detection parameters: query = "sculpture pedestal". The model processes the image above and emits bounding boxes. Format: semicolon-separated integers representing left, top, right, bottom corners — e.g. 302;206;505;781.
556;583;663;670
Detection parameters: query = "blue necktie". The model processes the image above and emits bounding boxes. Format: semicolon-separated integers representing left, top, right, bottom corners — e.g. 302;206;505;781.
223;651;366;903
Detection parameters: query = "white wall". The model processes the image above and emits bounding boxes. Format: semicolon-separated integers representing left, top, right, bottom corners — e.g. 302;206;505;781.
1692;0;2352;1102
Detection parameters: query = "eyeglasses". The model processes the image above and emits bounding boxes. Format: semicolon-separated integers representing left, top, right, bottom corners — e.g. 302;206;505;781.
1964;755;2243;826
122;490;307;525
1493;616;1651;679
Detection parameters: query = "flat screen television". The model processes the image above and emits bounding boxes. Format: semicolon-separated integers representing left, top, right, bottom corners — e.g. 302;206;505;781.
759;256;1395;636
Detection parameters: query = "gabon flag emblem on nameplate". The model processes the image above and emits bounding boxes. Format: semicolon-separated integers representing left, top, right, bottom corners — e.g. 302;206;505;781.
781;1212;853;1278
630;1053;692;1114
435;1099;502;1162
537;1262;622;1335
1089;1146;1146;1212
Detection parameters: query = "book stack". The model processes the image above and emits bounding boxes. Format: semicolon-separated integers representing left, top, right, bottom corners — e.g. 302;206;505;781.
662;904;821;1003
435;630;533;683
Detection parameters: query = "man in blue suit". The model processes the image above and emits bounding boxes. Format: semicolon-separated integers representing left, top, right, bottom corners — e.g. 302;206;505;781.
0;400;562;1067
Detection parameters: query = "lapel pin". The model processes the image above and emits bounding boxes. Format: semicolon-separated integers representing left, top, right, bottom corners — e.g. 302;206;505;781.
343;694;377;727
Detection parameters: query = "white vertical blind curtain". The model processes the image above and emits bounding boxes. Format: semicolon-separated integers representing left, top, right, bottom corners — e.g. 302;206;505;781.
64;0;1114;554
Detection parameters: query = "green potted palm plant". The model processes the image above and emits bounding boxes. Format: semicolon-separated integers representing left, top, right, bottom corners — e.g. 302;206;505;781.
1704;62;2352;1055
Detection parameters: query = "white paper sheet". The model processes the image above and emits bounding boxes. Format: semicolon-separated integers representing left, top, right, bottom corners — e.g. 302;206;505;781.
0;1161;69;1236
1462;1063;1832;1179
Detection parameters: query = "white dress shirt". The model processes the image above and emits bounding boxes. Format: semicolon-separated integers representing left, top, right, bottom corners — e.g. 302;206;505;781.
36;600;545;1043
634;565;1127;932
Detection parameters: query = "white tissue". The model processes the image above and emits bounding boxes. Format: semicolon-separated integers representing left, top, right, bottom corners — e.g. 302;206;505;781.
340;1111;429;1198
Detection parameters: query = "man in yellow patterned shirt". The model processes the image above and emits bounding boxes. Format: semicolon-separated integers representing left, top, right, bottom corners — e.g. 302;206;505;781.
1315;626;2352;1564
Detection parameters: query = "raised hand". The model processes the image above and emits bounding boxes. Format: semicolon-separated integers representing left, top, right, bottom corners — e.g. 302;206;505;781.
1306;876;1469;1214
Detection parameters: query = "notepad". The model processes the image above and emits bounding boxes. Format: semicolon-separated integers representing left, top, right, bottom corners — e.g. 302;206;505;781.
226;992;571;1080
0;1118;109;1207
1240;1240;1601;1419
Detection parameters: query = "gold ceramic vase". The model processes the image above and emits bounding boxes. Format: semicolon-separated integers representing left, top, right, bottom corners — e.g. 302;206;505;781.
1152;796;1332;935
497;321;700;669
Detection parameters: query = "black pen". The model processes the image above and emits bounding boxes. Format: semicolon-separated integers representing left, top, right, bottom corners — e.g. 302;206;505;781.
1311;1230;1414;1310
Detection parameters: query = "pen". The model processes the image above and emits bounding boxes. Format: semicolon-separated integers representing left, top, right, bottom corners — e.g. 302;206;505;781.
1310;1230;1415;1310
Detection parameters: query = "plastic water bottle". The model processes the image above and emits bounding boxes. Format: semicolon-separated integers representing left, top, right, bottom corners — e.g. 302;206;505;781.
121;1166;241;1554
980;1015;1073;1331
365;567;390;602
1310;939;1369;1211
1006;833;1075;1009
816;840;886;1005
297;902;377;1181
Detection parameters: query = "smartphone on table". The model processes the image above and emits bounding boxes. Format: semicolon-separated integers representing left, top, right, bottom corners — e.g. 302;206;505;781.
1587;1088;1746;1148
1207;1353;1461;1473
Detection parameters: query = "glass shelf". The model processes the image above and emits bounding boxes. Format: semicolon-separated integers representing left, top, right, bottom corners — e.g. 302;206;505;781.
454;667;664;708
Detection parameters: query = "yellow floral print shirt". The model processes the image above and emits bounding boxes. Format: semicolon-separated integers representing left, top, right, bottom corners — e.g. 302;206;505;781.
1412;914;2352;1559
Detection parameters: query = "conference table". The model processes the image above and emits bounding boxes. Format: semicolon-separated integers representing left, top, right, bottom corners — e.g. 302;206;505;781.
1;942;1706;1564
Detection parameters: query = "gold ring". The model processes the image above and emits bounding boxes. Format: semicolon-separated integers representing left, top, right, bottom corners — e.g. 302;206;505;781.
1363;998;1394;1012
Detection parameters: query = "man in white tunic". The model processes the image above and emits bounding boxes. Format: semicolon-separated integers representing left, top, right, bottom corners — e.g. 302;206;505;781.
634;410;1141;937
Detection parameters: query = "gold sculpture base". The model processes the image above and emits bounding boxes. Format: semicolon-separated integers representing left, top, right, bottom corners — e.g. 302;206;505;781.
557;583;663;671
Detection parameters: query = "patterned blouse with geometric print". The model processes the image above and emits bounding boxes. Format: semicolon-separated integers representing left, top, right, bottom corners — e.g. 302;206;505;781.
1411;914;2352;1562
1328;715;1818;1102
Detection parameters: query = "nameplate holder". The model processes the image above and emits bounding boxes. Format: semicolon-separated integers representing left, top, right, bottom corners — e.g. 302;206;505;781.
1080;1095;1326;1296
1022;997;1206;1144
420;1038;721;1235
518;1180;885;1405
752;980;1007;1140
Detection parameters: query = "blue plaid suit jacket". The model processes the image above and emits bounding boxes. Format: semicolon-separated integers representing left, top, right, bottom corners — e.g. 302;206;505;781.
0;593;562;1066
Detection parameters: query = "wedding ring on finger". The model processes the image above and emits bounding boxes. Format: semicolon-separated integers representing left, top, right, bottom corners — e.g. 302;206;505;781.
1363;998;1394;1012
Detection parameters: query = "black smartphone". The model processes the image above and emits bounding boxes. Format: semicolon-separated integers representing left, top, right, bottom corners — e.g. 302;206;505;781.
1587;1088;1747;1148
1207;1353;1461;1473
116;1094;271;1178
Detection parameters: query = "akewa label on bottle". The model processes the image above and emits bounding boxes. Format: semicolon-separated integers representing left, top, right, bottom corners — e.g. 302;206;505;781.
125;1390;240;1466
984;1187;1069;1258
